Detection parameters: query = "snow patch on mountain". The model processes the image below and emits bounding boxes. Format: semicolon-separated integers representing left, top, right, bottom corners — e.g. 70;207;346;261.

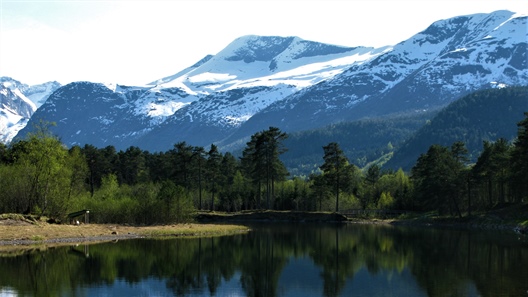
148;101;188;117
0;77;61;143
1;81;37;112
0;115;27;143
154;35;384;95
188;72;237;84
128;36;387;132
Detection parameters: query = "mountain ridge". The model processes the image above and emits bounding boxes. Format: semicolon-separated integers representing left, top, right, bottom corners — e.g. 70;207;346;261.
14;34;388;148
231;10;527;139
384;86;528;171
5;10;527;169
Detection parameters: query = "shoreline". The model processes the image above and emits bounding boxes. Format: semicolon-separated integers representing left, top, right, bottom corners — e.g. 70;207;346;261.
1;209;526;251
0;219;250;252
0;233;143;247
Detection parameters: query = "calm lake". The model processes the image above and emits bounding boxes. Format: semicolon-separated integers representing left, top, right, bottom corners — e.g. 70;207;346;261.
1;223;527;297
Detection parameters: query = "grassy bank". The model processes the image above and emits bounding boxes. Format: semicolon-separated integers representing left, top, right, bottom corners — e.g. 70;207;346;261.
0;213;249;252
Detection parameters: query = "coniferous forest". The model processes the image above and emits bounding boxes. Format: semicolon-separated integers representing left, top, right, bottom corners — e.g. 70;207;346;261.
0;89;527;225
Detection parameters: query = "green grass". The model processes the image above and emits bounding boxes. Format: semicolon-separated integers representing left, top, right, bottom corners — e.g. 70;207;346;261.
31;235;44;241
137;224;249;239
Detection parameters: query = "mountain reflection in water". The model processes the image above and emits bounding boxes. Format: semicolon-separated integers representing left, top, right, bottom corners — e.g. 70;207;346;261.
0;223;526;297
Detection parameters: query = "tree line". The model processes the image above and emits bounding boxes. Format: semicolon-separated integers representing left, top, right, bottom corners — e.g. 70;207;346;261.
0;113;526;224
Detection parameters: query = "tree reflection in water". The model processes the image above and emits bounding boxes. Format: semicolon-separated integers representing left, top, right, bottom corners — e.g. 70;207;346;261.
0;223;527;297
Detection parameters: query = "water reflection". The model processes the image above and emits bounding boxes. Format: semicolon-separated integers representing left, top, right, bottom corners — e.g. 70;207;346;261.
0;223;527;297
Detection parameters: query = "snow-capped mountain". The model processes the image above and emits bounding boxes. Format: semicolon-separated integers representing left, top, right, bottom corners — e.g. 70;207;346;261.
13;10;528;153
223;10;528;143
17;36;384;149
0;77;61;143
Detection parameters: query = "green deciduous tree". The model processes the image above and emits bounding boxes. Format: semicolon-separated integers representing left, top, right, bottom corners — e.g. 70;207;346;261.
0;124;86;219
376;168;413;210
157;180;194;223
230;170;251;211
67;146;89;201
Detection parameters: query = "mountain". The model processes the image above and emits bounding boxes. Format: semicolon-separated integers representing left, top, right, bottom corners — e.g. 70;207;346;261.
384;86;528;171
13;10;528;160
17;35;384;149
280;110;437;176
0;77;61;143
225;10;527;145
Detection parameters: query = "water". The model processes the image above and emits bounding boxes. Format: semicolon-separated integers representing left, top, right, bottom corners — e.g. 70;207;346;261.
1;223;527;297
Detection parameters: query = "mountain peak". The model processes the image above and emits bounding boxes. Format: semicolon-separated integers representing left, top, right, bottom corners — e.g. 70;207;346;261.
218;35;360;65
150;34;381;94
221;35;297;63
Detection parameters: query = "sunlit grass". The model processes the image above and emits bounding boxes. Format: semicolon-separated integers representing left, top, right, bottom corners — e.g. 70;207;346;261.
0;214;250;250
138;224;249;238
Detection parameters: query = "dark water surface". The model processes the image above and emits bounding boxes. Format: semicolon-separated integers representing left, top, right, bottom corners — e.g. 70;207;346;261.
1;223;527;297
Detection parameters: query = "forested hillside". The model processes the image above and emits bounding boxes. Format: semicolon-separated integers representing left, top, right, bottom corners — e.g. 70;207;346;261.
281;111;436;176
385;86;528;170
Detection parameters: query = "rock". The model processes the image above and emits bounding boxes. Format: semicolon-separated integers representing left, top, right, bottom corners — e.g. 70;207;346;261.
514;226;527;235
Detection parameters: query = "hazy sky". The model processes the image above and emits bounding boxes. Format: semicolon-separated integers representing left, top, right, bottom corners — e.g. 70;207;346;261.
1;0;526;86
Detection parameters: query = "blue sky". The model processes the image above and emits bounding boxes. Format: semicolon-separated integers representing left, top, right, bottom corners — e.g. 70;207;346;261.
1;0;526;86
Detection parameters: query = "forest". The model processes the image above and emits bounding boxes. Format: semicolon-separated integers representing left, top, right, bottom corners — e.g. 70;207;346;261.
284;86;528;174
0;111;526;224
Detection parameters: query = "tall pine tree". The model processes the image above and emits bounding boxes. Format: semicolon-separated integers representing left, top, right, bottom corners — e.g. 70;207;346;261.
320;142;350;212
510;112;528;202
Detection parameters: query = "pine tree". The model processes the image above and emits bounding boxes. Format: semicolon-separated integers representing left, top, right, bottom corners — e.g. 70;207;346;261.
510;112;528;202
411;143;468;216
241;127;288;209
320;142;349;212
206;144;222;211
171;142;194;189
192;146;206;210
